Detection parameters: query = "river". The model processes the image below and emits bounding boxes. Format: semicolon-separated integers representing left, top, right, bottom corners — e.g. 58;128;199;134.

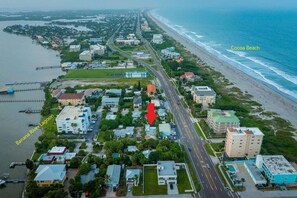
0;20;64;198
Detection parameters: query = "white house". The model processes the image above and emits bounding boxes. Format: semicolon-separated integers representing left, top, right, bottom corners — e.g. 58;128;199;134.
79;50;93;61
56;106;91;134
153;34;163;44
157;161;177;185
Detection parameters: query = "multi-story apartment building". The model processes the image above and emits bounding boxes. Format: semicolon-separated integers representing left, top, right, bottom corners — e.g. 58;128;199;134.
207;109;240;133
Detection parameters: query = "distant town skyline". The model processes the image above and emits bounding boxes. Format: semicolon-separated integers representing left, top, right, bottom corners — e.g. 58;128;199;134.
1;0;297;12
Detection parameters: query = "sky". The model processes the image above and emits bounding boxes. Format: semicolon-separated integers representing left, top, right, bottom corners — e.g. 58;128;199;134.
1;0;297;11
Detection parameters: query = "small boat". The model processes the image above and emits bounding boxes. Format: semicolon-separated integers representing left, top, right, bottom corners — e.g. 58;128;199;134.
0;179;5;185
0;86;14;95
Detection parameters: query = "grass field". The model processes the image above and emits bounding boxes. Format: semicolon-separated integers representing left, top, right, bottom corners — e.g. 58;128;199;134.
64;68;147;79
144;166;167;195
177;169;192;194
194;122;205;140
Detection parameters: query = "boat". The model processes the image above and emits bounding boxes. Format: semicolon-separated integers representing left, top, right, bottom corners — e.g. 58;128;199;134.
0;86;14;95
0;179;5;185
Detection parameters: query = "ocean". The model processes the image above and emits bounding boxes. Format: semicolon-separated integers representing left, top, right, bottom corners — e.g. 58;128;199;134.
152;8;297;102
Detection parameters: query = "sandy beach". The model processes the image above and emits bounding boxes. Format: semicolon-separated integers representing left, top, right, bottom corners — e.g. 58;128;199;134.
148;11;297;130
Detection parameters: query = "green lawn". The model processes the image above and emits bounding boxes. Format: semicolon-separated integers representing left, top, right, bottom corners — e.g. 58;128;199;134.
204;143;216;156
144;166;167;195
64;68;147;79
194;122;205;140
177;169;192;194
211;142;225;152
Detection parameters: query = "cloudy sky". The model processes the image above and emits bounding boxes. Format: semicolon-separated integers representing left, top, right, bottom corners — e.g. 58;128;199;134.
1;0;297;11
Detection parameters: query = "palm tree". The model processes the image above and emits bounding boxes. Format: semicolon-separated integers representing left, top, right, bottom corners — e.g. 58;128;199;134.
133;174;139;186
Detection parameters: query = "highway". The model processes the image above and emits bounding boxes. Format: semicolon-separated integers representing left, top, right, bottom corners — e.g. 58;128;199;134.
107;14;240;198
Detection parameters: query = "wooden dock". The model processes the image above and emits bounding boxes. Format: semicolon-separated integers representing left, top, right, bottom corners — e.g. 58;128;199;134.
14;88;43;92
0;99;45;103
36;65;60;70
5;81;50;86
9;162;25;168
19;109;41;114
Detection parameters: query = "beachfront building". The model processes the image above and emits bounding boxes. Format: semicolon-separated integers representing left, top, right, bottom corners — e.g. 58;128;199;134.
90;44;106;55
69;45;81;52
161;47;181;60
125;71;148;78
106;165;121;188
206;109;240;133
147;84;156;96
152;34;163;44
34;165;66;187
157;161;177;185
79;50;93;61
191;86;216;107
224;127;264;158
180;72;196;82
56;106;91;134
256;155;297;185
126;169;141;186
58;93;85;106
101;96;120;107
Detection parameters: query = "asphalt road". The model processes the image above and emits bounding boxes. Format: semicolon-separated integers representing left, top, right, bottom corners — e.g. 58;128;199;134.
107;14;240;198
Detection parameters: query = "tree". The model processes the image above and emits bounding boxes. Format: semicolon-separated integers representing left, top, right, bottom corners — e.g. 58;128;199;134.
69;157;80;168
79;163;91;175
25;159;34;170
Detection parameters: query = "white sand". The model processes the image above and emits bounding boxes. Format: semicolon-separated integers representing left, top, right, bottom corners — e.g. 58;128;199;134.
148;12;297;129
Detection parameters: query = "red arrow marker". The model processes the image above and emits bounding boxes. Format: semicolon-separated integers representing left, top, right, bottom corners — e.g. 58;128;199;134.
146;103;157;125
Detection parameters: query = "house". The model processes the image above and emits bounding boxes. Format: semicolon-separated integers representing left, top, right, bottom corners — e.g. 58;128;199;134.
106;165;121;188
90;44;106;55
225;127;264;158
34;165;66;187
127;146;138;152
105;89;122;96
132;111;141;119
80;164;99;184
147;84;156;96
106;113;117;120
58;93;85;106
145;124;157;139
101;96;120;107
133;96;142;108
79;50;93;61
159;123;172;139
207;109;240;133
180;72;196;81
126;169;141;186
51;89;62;99
157;109;167;119
69;45;81;52
152;34;163;44
114;127;134;138
191;86;216;106
56;106;91;134
84;88;102;99
125;71;148;78
256;155;297;185
157;161;177;185
161;47;181;60
47;146;67;155
151;99;161;107
38;146;76;164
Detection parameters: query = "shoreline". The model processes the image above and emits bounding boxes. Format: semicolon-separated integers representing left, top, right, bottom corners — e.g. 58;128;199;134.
148;11;297;130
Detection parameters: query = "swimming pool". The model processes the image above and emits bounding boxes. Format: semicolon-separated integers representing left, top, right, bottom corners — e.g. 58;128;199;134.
227;165;236;172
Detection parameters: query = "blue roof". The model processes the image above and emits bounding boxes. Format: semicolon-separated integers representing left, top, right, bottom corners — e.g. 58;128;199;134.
34;165;66;182
80;164;99;184
106;165;121;187
126;169;141;180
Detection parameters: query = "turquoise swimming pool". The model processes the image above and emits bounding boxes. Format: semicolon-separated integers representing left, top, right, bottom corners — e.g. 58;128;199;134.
227;165;236;172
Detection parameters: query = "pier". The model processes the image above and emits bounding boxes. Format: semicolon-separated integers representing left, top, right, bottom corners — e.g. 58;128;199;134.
5;81;50;86
19;109;41;114
9;162;25;168
0;99;45;103
36;65;60;70
14;88;43;92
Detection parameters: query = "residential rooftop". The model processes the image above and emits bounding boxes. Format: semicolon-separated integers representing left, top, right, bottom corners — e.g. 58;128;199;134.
260;155;297;175
59;93;84;100
228;127;264;136
157;161;177;176
56;106;89;121
208;109;240;123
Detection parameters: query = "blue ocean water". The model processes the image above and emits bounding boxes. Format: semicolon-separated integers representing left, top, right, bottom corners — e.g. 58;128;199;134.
153;8;297;102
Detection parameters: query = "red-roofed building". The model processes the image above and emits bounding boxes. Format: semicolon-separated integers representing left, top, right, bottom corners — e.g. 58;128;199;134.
51;89;62;98
147;84;156;96
58;93;85;106
180;72;195;81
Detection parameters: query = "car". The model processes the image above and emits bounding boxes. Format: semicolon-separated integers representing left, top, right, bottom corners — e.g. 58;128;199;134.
206;163;210;169
128;187;132;192
188;147;192;152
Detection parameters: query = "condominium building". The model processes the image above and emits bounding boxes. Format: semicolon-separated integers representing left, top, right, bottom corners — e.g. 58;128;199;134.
79;50;93;61
191;86;216;106
69;45;81;52
58;93;85;106
256;155;297;185
224;127;264;158
152;34;163;44
207;109;240;133
90;44;106;55
56;106;91;134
